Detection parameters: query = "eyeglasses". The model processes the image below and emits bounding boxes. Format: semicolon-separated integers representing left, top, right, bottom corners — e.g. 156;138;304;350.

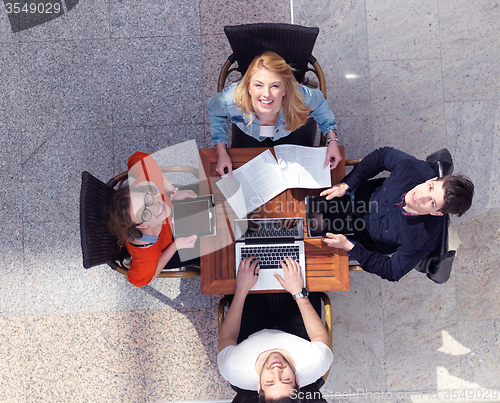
140;191;155;223
132;185;158;223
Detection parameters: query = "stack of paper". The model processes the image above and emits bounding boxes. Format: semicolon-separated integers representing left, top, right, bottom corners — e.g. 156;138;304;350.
216;145;332;219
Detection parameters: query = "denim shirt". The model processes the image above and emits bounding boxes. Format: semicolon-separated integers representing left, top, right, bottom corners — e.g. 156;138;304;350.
208;82;337;146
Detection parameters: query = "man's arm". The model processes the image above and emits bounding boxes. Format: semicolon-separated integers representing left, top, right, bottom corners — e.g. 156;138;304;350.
295;298;330;345
218;257;260;353
275;257;330;346
320;230;437;282
349;243;432;282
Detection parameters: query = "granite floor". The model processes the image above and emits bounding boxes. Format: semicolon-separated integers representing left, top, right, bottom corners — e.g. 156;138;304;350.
0;0;499;402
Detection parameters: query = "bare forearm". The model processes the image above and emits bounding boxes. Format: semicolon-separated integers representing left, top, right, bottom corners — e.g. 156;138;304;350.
218;289;247;352
216;142;228;156
151;242;178;281
296;297;329;344
326;130;338;141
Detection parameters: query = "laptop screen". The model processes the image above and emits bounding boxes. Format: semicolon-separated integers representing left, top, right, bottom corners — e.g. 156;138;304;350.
234;218;304;241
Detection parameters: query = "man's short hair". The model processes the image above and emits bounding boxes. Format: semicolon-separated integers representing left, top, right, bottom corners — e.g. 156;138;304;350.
438;175;474;217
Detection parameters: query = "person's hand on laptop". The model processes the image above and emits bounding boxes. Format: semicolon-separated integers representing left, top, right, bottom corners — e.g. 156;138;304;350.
320;182;350;200
275;256;304;295
171;189;198;201
236;256;260;294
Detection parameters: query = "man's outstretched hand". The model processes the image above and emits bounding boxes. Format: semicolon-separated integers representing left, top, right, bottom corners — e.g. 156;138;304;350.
320;182;350;200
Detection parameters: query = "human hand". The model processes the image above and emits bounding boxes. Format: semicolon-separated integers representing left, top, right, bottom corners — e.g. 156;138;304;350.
216;149;233;177
235;256;260;294
172;189;198;201
174;234;197;250
324;141;342;170
274;256;304;295
163;177;175;193
320;182;350;200
321;233;354;251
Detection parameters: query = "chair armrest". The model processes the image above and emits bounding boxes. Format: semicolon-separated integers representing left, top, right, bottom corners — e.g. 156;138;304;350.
158;266;200;278
320;293;332;350
218;297;229;334
112;165;200;189
345;158;362;166
218;55;238;93
307;60;327;99
320;292;333;381
160;165;199;180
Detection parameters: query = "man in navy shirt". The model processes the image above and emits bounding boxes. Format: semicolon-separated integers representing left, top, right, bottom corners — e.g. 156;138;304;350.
320;147;474;282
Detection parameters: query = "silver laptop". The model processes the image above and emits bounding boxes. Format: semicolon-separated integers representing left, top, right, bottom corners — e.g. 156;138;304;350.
234;218;306;291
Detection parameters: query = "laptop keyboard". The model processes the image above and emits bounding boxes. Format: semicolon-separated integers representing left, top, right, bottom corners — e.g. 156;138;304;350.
240;244;300;270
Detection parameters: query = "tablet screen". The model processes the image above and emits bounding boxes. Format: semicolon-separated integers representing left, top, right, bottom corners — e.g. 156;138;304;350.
306;195;354;237
172;199;212;237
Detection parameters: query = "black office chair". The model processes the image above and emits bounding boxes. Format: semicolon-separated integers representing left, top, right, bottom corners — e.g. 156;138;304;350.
217;23;330;146
80;167;201;278
346;149;455;284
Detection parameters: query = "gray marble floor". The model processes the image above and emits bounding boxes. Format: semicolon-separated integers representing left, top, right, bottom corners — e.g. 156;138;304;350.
0;0;499;401
294;0;500;401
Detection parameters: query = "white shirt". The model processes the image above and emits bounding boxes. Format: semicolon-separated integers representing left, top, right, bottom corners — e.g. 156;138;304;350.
259;125;276;138
217;329;333;390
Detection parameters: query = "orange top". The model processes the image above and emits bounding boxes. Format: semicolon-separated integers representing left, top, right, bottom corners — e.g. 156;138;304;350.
125;152;173;287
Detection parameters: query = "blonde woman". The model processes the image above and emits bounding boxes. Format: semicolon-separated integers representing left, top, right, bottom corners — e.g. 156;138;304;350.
208;51;341;177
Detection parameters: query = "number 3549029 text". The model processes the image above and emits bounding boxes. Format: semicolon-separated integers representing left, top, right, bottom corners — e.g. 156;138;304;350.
5;2;62;14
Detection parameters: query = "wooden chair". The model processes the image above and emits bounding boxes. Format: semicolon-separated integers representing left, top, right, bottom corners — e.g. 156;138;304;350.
79;166;201;278
217;292;333;381
343;158;364;271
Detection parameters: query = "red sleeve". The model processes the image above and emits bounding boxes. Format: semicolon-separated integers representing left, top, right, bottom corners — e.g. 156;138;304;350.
125;223;173;287
127;152;165;191
126;251;158;287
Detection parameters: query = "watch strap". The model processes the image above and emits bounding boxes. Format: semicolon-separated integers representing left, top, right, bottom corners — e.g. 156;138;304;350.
293;288;309;300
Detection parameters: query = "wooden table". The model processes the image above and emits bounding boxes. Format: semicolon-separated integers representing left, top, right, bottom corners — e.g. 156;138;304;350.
198;146;349;295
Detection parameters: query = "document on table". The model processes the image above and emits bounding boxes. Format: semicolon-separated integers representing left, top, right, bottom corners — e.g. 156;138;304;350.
274;144;331;188
216;149;287;219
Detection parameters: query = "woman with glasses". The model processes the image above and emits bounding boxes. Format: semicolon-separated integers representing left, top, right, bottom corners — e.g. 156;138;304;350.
108;151;199;287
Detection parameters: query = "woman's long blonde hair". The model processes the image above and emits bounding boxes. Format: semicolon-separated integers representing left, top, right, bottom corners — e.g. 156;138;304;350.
233;51;311;132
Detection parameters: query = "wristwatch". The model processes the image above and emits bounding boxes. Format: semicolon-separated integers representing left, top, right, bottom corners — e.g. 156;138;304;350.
292;288;309;300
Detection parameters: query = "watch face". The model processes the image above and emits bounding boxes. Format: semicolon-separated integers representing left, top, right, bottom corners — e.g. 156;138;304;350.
294;288;309;299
